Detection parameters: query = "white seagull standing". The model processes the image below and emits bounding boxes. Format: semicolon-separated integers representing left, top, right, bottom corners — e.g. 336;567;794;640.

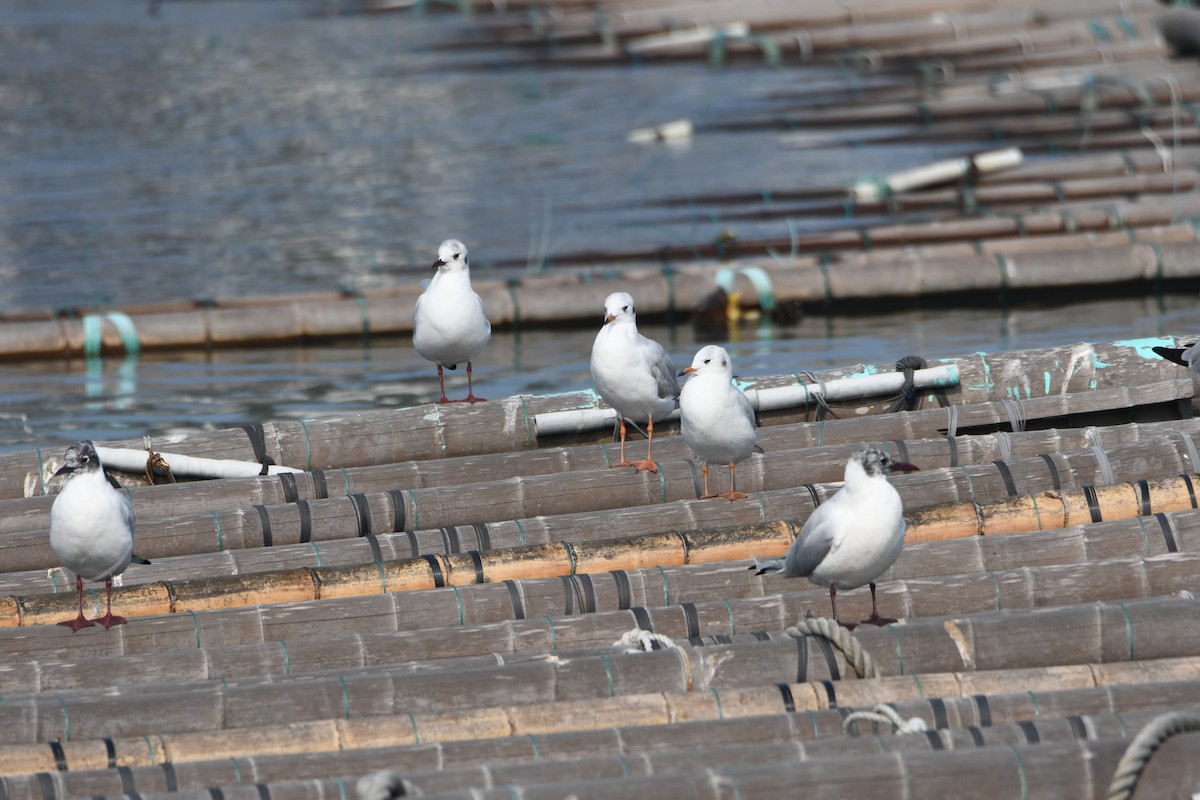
679;344;762;500
754;445;918;629
413;239;491;403
590;291;679;473
50;441;144;632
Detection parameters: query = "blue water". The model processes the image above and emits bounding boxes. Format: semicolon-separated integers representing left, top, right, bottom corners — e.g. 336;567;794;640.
0;0;1194;454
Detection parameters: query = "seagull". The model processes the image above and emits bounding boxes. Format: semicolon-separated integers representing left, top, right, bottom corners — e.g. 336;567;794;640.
49;441;146;632
1152;342;1200;373
753;445;918;629
412;239;491;404
590;291;679;473
679;344;762;500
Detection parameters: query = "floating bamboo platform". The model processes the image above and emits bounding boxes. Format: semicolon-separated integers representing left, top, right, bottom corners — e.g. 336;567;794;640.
4;334;1200;798
9;0;1200;798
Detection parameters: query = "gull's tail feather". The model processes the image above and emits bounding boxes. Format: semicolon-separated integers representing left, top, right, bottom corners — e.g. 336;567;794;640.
751;558;783;575
1153;345;1193;367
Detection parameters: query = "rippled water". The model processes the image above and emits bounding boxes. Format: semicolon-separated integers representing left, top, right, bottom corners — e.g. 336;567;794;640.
0;1;1195;455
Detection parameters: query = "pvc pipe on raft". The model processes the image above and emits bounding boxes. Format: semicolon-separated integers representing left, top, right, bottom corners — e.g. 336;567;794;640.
95;447;304;479
534;365;960;437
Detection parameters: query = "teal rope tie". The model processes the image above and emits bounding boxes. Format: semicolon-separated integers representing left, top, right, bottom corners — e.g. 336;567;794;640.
82;311;142;358
35;448;46;496
58;697;71;742
339;286;371;346
298;419;314;472
518;395;535;450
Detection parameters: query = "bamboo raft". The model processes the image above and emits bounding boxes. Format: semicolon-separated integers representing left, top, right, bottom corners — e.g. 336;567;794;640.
4;335;1200;798
9;0;1200;798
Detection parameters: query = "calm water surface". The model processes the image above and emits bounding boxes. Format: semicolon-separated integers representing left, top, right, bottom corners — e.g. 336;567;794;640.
0;1;1194;454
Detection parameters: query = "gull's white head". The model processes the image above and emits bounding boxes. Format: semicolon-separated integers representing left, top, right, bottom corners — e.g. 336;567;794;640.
602;292;636;325
433;239;470;274
853;445;920;478
680;344;733;379
55;440;103;480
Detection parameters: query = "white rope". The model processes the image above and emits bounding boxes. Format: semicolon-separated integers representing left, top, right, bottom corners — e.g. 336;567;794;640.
614;628;678;652
1105;711;1200;800
843;704;929;736
786;617;880;679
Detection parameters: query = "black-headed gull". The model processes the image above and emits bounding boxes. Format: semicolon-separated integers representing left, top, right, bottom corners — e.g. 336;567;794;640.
754;445;918;629
50;441;145;631
413;239;491;403
590;291;679;473
679;344;762;500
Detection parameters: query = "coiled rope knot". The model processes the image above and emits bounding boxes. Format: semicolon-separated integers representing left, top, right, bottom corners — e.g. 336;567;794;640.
785;617;881;679
614;628;678;652
843;704;928;736
1105;711;1200;800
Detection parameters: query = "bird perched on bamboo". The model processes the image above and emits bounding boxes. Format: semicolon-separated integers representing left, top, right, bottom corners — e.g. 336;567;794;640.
413;238;491;403
50;441;149;631
590;291;679;473
679;344;762;500
753;445;918;629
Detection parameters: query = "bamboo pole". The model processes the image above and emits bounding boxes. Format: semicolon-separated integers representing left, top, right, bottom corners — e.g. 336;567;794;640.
3;706;1195;798
4;460;1200;627
0;598;1197;764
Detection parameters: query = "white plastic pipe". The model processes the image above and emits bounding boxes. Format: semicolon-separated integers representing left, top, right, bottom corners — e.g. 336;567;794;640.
853;146;1023;202
534;364;959;437
94;447;304;479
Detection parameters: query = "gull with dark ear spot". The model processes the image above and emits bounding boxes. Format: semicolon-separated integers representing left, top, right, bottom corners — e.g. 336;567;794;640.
413;238;491;404
679;344;761;500
590;291;679;473
753;445;918;629
50;440;147;632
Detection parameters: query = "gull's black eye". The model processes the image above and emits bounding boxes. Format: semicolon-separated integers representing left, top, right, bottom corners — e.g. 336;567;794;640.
703;358;711;364
80;455;89;463
622;305;629;312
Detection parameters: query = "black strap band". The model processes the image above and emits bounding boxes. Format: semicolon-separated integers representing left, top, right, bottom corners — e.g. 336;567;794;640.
468;550;484;583
279;472;299;503
312;469;329;500
1083;485;1102;523
631;606;653;631
611;570;632;610
973;694;992;726
1156;512;1179;553
349;494;372;536
254;505;273;547
681;601;701;639
795;634;808;682
387;490;406;533
472;523;491;551
1136;479;1151;516
240;423;275;475
297;500;312;544
421;554;445;588
504;579;526;619
103;737;117;769
1039;454;1061;490
48;740;67;771
579;574;597;613
1067;715;1089;740
777;682;796;712
992;460;1017;497
365;534;384;565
